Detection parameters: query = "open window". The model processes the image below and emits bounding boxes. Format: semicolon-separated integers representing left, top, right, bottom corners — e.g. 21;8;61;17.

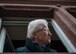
0;5;76;53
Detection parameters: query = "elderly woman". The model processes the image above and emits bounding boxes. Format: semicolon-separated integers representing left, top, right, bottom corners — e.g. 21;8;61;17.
16;19;56;52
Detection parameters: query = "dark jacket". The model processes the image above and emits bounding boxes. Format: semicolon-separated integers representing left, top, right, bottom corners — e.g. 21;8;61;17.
16;38;56;52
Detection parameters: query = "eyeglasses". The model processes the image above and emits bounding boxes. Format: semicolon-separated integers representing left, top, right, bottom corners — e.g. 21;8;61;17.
36;28;50;32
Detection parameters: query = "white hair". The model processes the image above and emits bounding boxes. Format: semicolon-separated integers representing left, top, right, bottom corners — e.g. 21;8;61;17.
27;19;48;38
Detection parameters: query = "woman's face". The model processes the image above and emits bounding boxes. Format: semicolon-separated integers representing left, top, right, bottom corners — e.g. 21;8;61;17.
33;25;52;44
